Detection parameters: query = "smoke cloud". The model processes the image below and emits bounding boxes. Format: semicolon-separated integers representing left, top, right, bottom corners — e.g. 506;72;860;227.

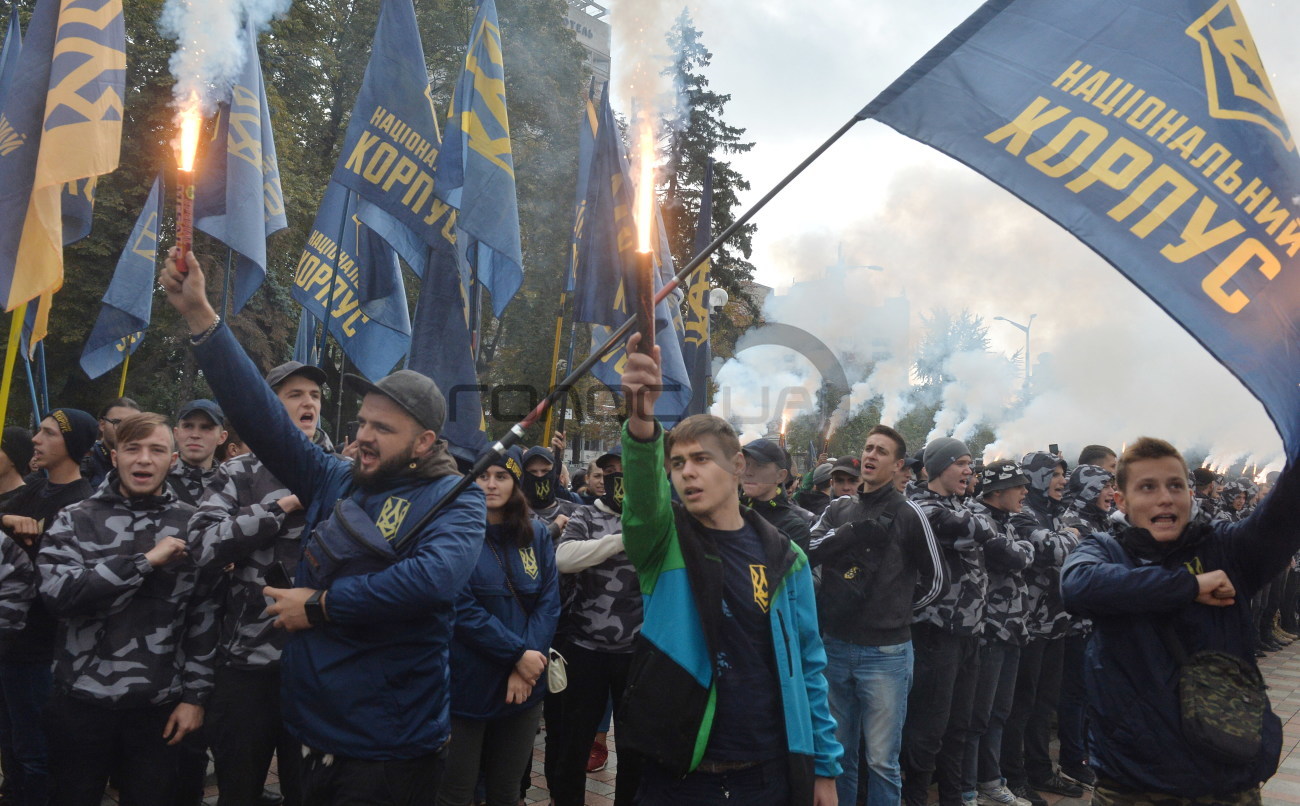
713;161;1285;473
159;0;291;113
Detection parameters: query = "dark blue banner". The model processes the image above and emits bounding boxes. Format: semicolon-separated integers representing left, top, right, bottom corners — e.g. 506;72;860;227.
863;0;1300;455
682;159;713;418
291;182;411;381
80;175;161;379
195;18;288;314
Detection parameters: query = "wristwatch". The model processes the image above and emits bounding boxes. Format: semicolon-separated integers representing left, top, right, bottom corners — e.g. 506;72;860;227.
304;589;328;626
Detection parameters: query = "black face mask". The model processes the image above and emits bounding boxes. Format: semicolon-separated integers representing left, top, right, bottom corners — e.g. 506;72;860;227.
521;470;557;509
599;472;624;513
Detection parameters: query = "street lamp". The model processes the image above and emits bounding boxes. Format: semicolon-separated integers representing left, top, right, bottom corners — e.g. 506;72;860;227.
993;313;1037;388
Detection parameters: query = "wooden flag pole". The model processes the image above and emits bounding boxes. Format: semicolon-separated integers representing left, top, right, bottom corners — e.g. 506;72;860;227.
118;352;130;397
541;290;568;446
0;303;27;435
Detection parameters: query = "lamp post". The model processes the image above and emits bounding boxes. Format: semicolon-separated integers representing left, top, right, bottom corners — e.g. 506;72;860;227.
993;313;1037;389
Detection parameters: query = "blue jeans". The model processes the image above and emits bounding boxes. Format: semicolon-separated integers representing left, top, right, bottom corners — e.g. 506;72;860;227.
0;661;52;806
824;637;913;806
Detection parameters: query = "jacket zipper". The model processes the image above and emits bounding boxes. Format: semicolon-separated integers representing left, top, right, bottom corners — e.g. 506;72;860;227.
776;610;795;676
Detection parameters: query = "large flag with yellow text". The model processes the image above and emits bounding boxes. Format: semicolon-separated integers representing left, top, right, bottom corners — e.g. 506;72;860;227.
862;0;1300;455
0;0;124;348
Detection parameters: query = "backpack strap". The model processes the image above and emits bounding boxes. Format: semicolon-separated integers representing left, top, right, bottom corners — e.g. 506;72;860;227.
1157;619;1191;666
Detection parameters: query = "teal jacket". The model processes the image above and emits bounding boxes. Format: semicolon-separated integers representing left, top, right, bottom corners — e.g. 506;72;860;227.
618;422;842;801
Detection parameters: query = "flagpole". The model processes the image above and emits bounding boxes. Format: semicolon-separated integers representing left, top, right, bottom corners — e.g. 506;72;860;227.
117;352;130;397
0;303;26;433
541;290;568;445
335;351;347;445
395;113;867;546
35;341;48;415
21;352;38;422
221;247;233;321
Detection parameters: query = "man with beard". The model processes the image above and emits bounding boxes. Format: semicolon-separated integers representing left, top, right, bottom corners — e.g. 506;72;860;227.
521;447;578;538
190;361;334;806
39;413;216;805
1003;453;1084;806
1062;437;1300;805
161;249;486;805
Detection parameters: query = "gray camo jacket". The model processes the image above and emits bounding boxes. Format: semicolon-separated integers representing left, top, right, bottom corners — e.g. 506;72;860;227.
0;534;35;632
37;480;217;708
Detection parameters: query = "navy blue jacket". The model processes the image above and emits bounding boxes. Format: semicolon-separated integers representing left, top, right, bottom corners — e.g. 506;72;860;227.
194;325;486;760
1062;458;1300;797
450;519;559;720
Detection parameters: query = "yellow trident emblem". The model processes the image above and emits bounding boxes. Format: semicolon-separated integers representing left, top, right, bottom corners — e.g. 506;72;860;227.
376;496;412;541
749;564;771;613
519;547;539;579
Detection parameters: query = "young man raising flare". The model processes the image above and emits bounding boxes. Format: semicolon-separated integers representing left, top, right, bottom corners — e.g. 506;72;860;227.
617;332;842;806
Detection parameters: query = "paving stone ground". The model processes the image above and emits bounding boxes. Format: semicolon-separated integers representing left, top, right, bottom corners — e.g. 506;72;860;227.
87;638;1300;804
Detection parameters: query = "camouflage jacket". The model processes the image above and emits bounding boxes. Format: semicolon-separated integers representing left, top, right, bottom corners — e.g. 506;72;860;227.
0;534;35;632
968;500;1034;645
190;451;313;669
1010;492;1081;640
167;460;226;508
909;486;994;636
555;500;641;653
37;478;217;708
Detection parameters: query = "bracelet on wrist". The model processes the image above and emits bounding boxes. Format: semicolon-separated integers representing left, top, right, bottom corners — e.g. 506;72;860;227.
189;315;222;346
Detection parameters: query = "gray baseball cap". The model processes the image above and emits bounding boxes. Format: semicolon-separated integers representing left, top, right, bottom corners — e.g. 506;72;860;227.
343;370;446;433
265;361;327;390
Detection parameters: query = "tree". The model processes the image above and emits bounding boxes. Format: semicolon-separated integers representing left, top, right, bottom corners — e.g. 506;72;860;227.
913;308;991;388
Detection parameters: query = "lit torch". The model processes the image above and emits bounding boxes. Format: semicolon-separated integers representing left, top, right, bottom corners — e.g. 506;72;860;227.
175;94;202;269
778;416;788;449
633;121;655;356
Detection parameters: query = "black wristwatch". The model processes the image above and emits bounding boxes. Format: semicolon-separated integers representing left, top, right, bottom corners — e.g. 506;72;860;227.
304;589;328;626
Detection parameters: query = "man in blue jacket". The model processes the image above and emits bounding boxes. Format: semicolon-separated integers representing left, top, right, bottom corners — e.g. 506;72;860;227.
1062;436;1299;805
161;249;486;805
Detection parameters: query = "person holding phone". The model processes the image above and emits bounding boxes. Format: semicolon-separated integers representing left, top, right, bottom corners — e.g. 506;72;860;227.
189;361;333;806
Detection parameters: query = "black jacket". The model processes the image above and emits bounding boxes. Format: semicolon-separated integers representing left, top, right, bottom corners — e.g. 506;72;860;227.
807;485;943;646
741;490;814;549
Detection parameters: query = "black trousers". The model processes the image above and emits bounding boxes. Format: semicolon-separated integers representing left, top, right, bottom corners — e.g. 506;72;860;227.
1002;637;1064;787
207;665;303;806
1057;633;1089;770
901;624;973;806
45;693;179;806
1282;570;1300;633
550;644;643;806
301;749;445;806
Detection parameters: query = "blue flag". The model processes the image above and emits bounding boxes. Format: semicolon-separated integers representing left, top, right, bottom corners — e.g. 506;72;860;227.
357;174;489;459
0;5;20;110
863;0;1300;456
681;159;713;418
291;182;411;381
434;0;523;316
293;306;320;366
0;0;125;347
195;18;288;314
331;0;450;264
572;85;632;327
565;82;599;294
79;175;161;379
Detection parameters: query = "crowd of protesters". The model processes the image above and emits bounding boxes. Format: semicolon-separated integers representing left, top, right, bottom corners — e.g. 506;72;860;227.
0;249;1286;806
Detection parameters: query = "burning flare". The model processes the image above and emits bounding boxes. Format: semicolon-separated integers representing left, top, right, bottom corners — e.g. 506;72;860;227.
635;122;655;253
177;93;202;172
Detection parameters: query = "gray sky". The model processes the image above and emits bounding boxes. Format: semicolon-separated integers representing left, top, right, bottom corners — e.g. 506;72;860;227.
608;0;1296;468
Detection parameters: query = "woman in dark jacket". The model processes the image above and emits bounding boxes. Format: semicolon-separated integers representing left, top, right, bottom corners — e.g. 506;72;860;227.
438;448;560;806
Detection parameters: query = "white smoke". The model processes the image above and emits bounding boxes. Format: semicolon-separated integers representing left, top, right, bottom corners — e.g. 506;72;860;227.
713;161;1284;468
159;0;291;112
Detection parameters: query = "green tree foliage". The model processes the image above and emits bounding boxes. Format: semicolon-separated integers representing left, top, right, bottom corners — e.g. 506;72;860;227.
913;308;991;388
0;0;587;439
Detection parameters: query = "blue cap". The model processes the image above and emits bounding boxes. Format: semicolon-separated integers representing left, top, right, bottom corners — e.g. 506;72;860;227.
177;399;225;426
